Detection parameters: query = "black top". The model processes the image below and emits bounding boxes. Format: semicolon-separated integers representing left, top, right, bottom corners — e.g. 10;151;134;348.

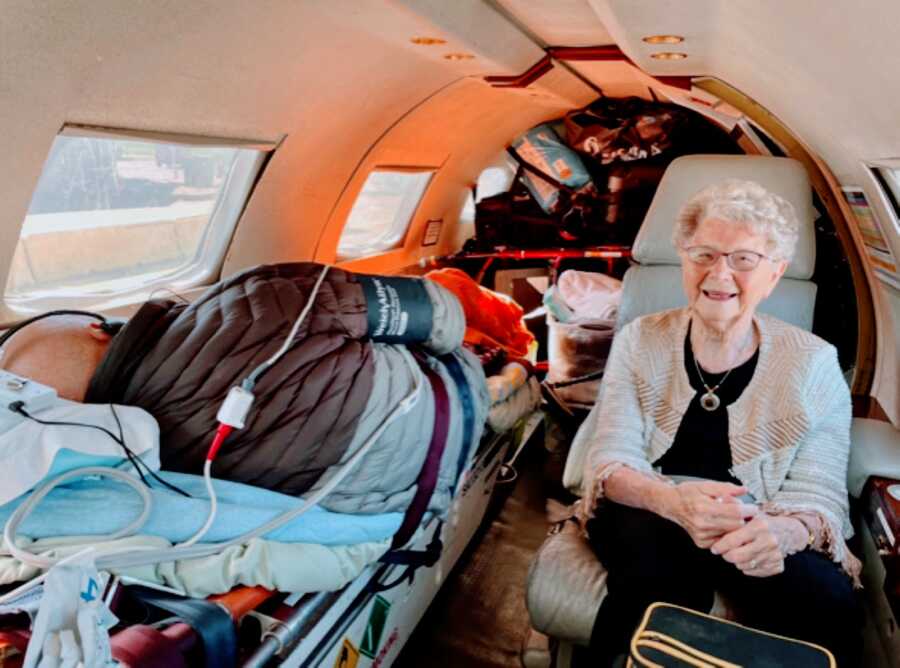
652;326;758;484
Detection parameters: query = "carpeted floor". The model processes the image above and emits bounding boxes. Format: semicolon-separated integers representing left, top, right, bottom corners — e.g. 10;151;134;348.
395;437;568;668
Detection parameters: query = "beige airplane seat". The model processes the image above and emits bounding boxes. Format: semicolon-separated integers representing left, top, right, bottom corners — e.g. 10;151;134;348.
523;155;819;666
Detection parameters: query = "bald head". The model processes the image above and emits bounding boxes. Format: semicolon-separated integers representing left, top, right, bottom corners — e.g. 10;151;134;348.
0;315;112;402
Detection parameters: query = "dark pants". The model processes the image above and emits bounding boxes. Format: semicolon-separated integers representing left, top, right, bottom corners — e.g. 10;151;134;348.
580;503;863;667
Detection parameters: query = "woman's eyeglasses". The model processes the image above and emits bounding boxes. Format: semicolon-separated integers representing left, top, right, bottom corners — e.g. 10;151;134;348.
682;246;770;271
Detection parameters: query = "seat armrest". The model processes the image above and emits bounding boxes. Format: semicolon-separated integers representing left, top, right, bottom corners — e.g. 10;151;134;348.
525;520;738;647
562;404;601;494
848;418;900;498
525;521;608;644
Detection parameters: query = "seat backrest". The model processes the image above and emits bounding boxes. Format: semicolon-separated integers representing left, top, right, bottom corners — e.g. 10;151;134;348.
563;155;819;493
617;154;818;330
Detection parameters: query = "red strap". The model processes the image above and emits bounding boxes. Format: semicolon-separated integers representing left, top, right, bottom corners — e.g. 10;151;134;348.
0;628;30;654
110;625;189;668
391;353;451;549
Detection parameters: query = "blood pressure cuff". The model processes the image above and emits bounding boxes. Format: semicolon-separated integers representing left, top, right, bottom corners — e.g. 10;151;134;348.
357;275;434;344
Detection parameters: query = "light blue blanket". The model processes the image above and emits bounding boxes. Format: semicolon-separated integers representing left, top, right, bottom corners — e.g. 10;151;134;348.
0;466;403;546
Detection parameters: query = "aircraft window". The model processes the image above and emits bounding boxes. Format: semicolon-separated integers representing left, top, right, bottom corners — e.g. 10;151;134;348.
459;161;518;228
871;165;900;233
337;170;434;259
460;189;476;227
5;130;268;305
475;165;516;202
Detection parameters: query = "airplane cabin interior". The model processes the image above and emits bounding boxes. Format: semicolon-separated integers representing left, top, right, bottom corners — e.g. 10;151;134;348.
1;1;899;667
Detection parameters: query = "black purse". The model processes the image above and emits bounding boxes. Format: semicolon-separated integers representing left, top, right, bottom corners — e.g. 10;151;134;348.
628;603;835;668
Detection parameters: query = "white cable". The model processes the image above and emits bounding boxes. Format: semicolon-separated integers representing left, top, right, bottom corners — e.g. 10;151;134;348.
1;268;425;593
2;466;152;570
177;459;216;547
99;350;424;571
1;351;424;577
184;265;330;544
246;265;330;387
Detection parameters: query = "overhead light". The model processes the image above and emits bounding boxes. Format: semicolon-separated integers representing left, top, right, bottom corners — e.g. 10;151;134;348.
411;37;446;46
643;35;684;45
650;52;688;60
444;52;475;61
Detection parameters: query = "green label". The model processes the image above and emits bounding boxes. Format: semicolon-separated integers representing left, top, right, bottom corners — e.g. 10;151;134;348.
359;595;391;659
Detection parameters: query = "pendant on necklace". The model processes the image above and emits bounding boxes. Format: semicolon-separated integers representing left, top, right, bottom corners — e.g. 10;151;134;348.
700;391;720;412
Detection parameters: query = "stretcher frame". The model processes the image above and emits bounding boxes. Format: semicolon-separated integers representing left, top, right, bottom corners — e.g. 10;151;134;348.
256;411;544;667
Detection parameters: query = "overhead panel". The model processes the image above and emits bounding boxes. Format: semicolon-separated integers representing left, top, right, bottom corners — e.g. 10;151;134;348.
390;0;545;74
586;0;717;75
555;60;657;100
493;0;614;47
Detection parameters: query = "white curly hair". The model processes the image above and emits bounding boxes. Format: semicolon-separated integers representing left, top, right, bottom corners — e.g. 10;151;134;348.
673;179;801;262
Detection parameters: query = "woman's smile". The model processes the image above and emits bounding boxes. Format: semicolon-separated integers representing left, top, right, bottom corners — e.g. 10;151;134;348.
701;289;738;302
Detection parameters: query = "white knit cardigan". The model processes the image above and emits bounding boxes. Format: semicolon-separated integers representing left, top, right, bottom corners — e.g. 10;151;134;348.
582;307;855;572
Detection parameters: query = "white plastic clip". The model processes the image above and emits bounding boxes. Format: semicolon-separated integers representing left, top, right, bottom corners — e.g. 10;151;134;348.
216;386;254;429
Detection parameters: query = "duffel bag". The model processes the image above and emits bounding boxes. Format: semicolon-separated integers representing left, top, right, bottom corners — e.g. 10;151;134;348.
628;603;835;668
564;97;688;165
473;191;564;249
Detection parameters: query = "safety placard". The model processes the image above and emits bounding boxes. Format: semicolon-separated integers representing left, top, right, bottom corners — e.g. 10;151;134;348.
359;595;391;659
334;638;360;668
842;186;899;286
422;219;443;246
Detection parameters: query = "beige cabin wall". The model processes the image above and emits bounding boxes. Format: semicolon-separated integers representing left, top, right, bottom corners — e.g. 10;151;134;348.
0;0;543;321
1;0;895;423
320;69;597;273
874;284;900;425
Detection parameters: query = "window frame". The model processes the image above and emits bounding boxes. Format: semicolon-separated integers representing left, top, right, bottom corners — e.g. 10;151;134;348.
336;166;436;261
866;158;900;236
5;125;277;311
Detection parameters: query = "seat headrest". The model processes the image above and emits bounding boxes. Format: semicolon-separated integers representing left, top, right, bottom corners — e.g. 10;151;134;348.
632;155;816;280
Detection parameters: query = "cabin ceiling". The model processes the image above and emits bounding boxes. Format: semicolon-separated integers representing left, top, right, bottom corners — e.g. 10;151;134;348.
493;0;614;47
4;0;900;266
588;0;900;182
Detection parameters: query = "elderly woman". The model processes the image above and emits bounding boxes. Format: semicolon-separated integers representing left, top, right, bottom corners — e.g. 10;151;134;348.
578;180;862;666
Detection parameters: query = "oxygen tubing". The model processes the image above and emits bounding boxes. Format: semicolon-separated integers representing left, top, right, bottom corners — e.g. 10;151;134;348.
0;348;423;585
2;466;153;570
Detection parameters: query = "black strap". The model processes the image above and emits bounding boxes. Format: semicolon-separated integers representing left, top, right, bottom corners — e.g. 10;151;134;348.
128;586;237;668
545;369;605;389
372;521;444;593
506;146;578;195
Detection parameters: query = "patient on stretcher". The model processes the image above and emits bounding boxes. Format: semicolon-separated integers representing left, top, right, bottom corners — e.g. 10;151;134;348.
0;262;499;598
0;263;489;519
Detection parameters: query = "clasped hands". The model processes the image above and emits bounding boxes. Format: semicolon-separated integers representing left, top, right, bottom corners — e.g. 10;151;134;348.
663;481;805;578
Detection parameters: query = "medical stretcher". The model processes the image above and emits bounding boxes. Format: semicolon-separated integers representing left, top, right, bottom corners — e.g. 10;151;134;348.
238;411;542;667
0;413;542;667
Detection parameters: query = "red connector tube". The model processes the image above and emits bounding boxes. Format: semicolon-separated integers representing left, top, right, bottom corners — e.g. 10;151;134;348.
206;424;234;461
